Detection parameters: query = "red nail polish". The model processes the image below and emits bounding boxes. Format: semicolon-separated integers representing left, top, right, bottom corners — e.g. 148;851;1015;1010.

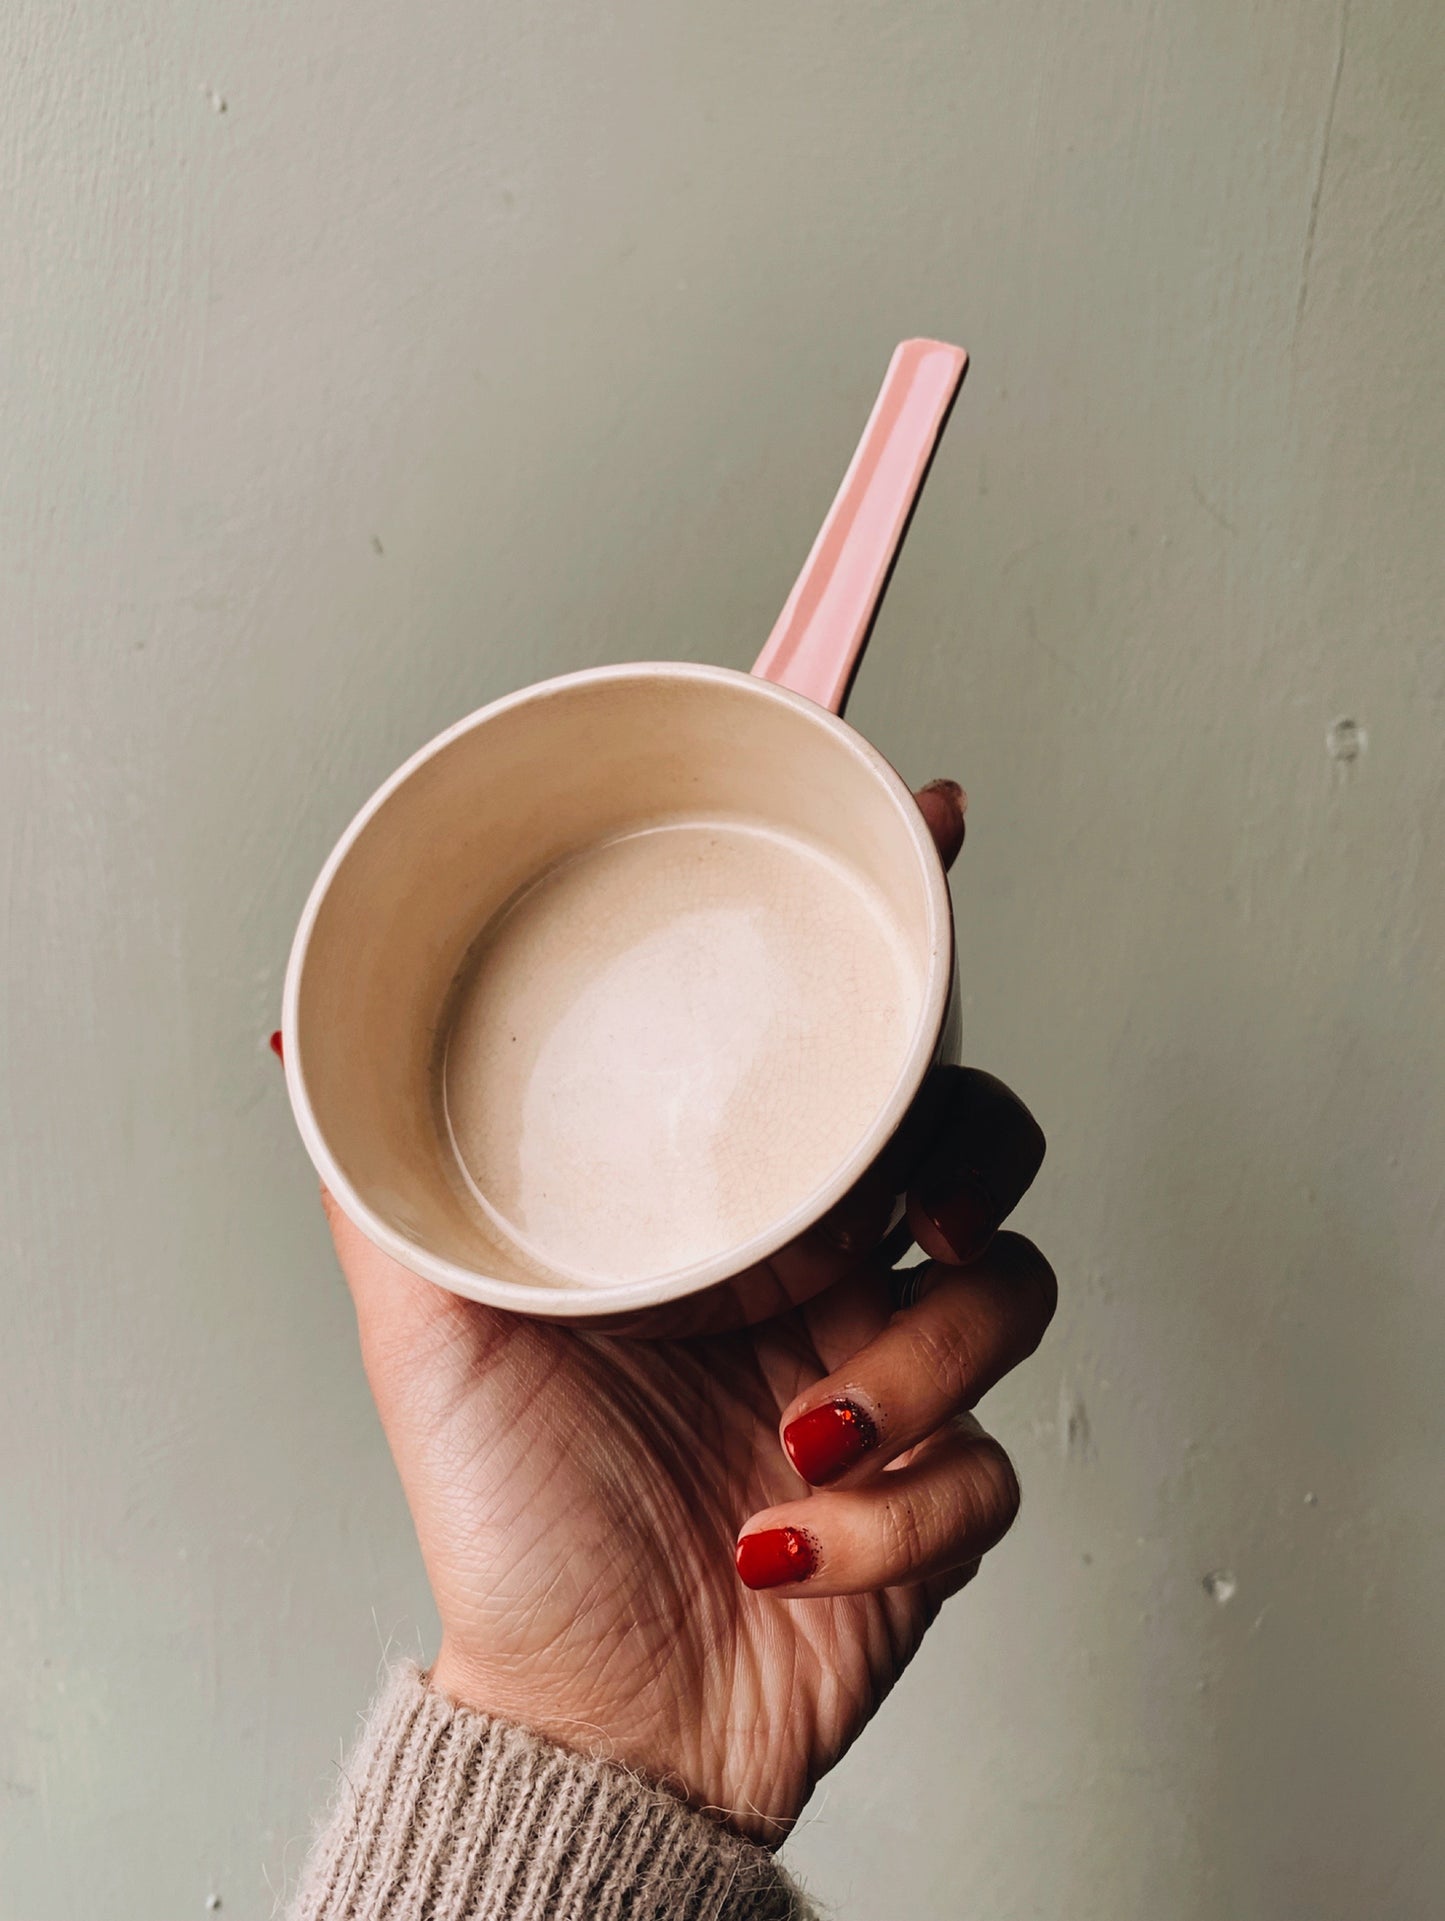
783;1399;878;1485
269;1030;284;1062
918;1172;996;1263
736;1526;817;1590
921;777;966;813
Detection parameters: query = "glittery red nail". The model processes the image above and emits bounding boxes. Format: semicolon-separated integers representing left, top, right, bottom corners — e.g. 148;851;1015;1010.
269;1030;284;1062
783;1399;877;1485
736;1526;818;1590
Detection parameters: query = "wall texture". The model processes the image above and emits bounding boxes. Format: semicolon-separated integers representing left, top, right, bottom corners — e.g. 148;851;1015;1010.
2;3;1441;1915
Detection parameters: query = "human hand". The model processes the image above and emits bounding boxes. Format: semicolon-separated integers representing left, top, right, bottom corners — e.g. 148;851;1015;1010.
321;778;1053;1844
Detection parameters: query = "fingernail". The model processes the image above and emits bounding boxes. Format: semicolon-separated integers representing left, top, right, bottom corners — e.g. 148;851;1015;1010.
783;1399;878;1485
921;777;966;813
736;1526;818;1590
917;779;967;867
916;1169;998;1263
269;1030;284;1063
817;1182;892;1257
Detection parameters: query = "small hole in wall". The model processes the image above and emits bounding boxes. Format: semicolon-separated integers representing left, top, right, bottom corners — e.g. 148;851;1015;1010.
1326;717;1365;762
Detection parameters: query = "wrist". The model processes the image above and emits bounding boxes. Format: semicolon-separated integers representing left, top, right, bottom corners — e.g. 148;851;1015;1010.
428;1639;588;1741
294;1665;813;1918
425;1639;798;1847
427;1640;675;1783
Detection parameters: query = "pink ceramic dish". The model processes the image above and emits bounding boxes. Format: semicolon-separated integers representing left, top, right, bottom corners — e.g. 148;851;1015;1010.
282;340;968;1335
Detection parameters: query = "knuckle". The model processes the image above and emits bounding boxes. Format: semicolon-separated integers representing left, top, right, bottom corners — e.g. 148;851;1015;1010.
967;1439;1022;1543
995;1234;1059;1349
903;1314;981;1407
879;1490;930;1574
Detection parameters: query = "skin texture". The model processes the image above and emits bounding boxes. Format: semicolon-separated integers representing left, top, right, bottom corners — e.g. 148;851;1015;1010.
323;779;1056;1845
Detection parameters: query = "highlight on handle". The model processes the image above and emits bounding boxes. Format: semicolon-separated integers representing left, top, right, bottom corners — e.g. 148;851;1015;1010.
752;338;968;717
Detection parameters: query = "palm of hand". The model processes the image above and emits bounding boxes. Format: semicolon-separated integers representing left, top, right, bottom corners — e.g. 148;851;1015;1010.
347;1220;943;1842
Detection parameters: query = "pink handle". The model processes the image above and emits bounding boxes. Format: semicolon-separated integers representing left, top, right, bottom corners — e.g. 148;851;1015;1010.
752;338;968;715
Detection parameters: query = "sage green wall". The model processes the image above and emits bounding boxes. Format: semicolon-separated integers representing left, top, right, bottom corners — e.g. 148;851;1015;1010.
2;2;1441;1915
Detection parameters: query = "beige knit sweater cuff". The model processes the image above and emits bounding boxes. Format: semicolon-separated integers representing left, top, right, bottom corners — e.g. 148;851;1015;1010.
291;1664;816;1920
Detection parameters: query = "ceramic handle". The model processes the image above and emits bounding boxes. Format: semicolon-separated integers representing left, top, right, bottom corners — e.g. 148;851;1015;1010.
752;338;968;716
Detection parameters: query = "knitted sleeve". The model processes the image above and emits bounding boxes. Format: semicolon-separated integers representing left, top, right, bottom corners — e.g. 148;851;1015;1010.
289;1664;818;1921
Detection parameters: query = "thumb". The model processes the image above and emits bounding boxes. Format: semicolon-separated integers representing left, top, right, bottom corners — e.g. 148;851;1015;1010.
271;1020;449;1351
320;1185;468;1391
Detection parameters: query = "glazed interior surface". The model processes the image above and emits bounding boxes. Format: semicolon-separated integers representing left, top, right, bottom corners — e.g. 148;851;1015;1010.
441;815;919;1284
294;669;938;1294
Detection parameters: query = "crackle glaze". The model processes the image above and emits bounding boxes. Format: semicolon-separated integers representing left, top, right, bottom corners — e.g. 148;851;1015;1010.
283;341;967;1330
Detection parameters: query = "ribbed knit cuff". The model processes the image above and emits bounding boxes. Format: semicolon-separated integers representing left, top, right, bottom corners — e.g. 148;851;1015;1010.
291;1664;816;1921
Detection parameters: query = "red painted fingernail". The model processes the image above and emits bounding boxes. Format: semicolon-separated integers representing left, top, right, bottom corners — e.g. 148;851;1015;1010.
921;777;966;814
918;1171;997;1263
736;1527;817;1590
269;1030;284;1062
918;780;967;865
783;1399;878;1486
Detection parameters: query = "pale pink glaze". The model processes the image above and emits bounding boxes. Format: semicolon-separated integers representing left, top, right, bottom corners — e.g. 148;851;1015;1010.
751;338;968;716
283;340;970;1330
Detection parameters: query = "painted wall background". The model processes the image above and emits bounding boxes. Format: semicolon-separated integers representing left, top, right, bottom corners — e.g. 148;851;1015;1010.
2;2;1441;1915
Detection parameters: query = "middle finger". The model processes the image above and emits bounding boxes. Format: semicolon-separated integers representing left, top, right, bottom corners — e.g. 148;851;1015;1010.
778;1232;1058;1488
